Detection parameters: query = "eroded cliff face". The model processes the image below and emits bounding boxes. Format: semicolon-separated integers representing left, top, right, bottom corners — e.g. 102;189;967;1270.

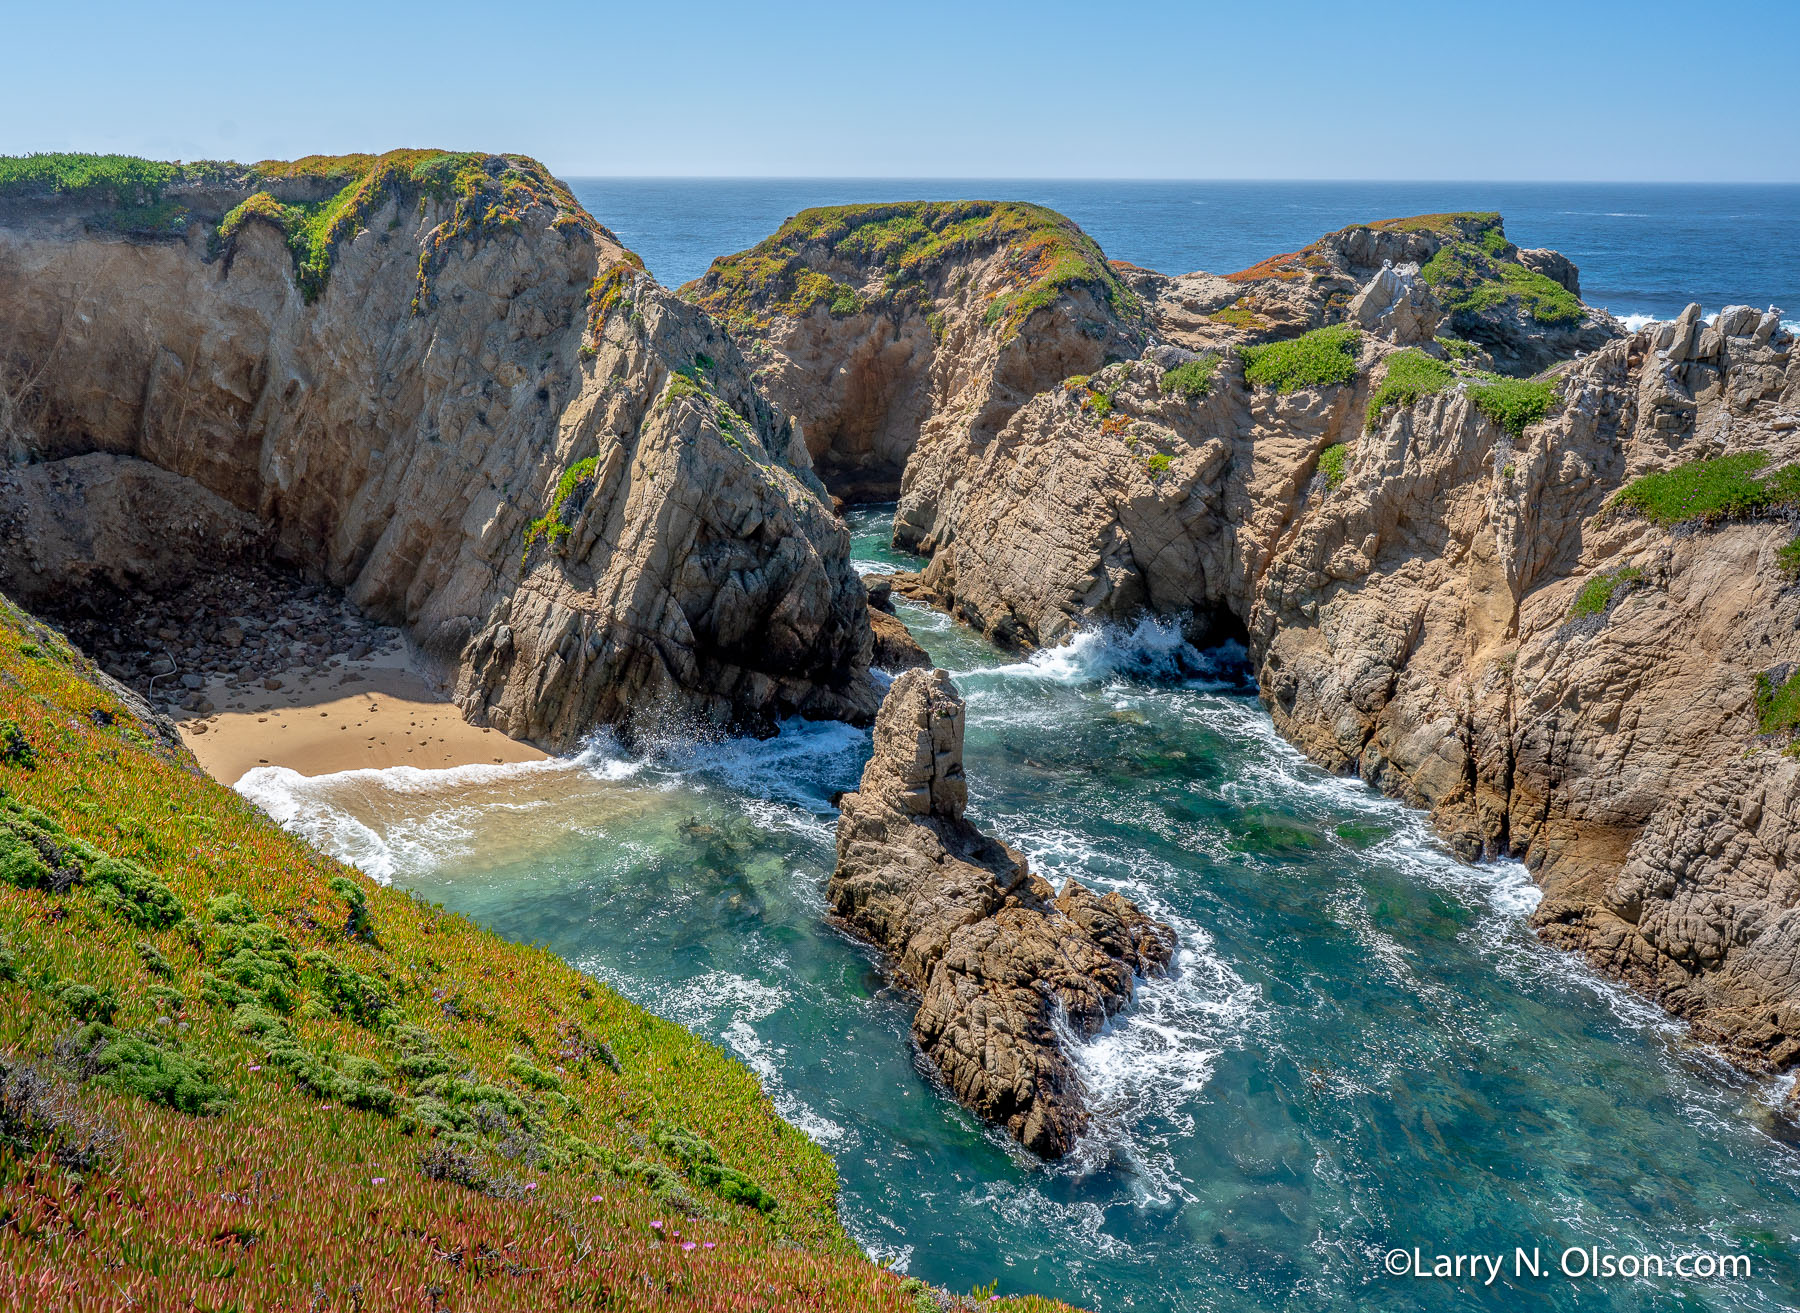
0;153;875;746
705;197;1800;1091
1254;307;1800;1073
828;667;1174;1157
680;201;1148;518
889;297;1800;1080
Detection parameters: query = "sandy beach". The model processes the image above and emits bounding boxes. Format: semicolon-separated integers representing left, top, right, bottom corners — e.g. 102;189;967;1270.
174;646;546;785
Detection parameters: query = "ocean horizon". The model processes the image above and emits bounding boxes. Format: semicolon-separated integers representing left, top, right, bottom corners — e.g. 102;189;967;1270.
569;177;1800;328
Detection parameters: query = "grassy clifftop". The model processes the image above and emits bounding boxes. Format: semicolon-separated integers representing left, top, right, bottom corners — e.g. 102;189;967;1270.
1226;211;1584;328
682;200;1141;341
0;149;613;305
0;596;1070;1312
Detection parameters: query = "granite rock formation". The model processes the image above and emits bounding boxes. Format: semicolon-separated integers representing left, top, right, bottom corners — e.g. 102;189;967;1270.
0;152;876;747
704;198;1800;1100
828;667;1175;1156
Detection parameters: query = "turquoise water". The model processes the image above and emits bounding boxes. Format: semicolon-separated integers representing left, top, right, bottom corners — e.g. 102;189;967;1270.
241;509;1800;1311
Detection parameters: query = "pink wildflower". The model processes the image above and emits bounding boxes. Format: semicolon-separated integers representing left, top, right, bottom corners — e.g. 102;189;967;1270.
650;1220;663;1230
682;1242;696;1251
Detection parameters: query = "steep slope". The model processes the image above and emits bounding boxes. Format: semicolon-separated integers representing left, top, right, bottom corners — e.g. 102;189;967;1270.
0;594;1075;1311
0;151;875;748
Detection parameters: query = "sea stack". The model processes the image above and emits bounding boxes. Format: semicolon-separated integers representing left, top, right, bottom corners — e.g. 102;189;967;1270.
828;667;1176;1156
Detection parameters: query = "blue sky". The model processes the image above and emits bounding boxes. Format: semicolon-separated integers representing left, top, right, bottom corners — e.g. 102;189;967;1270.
6;0;1796;180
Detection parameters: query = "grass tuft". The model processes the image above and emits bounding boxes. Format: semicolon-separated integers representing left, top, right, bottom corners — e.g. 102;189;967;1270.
1468;376;1557;436
1365;349;1453;429
1317;443;1350;490
1568;566;1645;619
1158;355;1220;402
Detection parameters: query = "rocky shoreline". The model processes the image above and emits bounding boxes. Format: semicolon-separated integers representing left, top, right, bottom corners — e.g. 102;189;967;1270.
6;157;1800;1146
692;203;1800;1112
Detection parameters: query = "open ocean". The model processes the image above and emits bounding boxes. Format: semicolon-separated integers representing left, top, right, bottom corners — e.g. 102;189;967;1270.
568;178;1800;328
238;184;1800;1310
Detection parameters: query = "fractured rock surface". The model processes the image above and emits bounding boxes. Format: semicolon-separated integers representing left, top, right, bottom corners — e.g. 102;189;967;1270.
828;667;1174;1156
0;157;875;749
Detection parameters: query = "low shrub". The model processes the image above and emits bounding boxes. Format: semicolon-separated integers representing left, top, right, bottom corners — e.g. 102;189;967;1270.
1158;355;1219;402
1317;443;1350;490
1610;451;1800;527
1757;668;1800;736
1241;325;1359;393
0;1056;117;1174
1365;350;1453;429
1568;566;1645;619
64;1022;230;1115
1469;376;1556;436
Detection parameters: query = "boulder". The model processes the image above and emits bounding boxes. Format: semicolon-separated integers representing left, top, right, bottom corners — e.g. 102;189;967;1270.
868;605;931;671
1517;247;1581;296
1346;261;1444;345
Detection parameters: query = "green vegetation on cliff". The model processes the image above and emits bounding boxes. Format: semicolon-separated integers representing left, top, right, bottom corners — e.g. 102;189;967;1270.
1158;354;1220;402
1756;667;1800;737
1610;451;1800;527
1365;349;1454;429
0;600;1069;1312
1;149;608;306
1468;375;1557;436
0;153;186;202
684;201;1139;342
1417;216;1583;327
216;149;592;305
1225;212;1501;283
1317;442;1350;490
1241;325;1359;393
1568;565;1645;619
1223;211;1584;332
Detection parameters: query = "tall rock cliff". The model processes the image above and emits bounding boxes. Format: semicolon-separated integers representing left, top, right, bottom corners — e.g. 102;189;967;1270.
0;152;875;745
681;201;1148;527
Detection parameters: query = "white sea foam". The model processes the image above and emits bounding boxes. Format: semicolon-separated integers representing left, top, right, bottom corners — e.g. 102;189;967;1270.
1612;308;1797;335
964;616;1230;689
234;737;639;880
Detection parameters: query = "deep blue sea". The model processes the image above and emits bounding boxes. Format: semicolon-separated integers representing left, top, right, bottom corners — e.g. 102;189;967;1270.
568;179;1800;327
239;191;1800;1310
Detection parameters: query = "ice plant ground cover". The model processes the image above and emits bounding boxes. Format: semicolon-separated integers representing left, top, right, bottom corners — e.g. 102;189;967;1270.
0;597;1070;1312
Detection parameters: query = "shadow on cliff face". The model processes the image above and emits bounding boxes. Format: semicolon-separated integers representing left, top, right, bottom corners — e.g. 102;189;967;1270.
0;151;878;752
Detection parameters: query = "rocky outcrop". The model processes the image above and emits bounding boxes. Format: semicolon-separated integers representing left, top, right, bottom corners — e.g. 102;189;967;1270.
1346;262;1443;345
836;265;1800;1096
828;668;1174;1157
0;152;876;747
1248;308;1800;1076
1213;212;1618;373
681;202;1148;521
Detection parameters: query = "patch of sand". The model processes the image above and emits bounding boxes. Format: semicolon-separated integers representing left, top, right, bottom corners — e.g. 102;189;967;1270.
175;647;545;786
